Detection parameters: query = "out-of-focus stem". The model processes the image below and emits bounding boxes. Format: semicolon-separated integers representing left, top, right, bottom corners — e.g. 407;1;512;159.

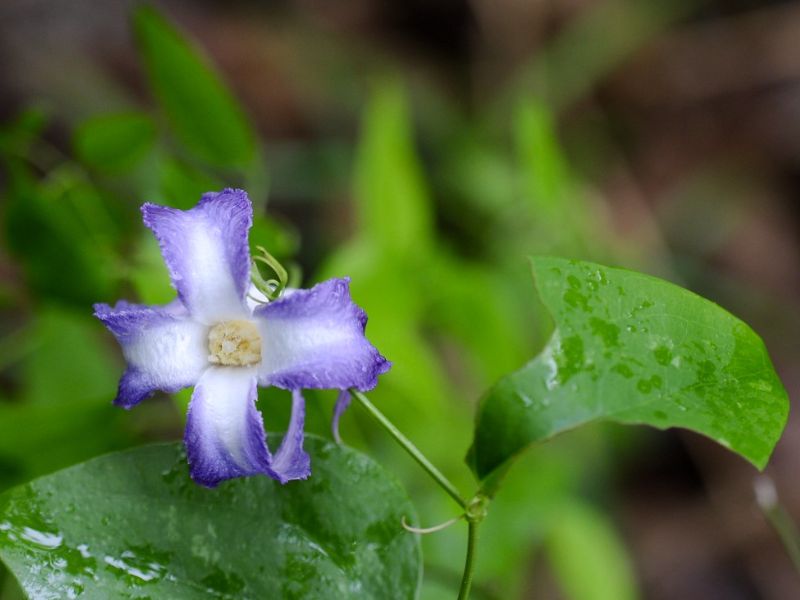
756;476;800;573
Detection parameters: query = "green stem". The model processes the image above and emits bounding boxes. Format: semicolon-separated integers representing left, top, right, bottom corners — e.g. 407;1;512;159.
769;508;800;573
755;477;800;575
351;390;468;509
351;390;487;599
457;519;480;600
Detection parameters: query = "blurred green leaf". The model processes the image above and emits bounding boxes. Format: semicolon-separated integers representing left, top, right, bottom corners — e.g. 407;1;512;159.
516;99;572;212
74;112;156;172
128;233;175;305
3;162;115;305
513;99;597;255
464;446;585;597
0;399;133;491
133;6;257;168
355;81;433;259
22;307;119;406
513;0;694;110
426;254;529;384
250;214;299;260
0;437;421;599
0;108;48;156
439;132;516;215
469;257;789;484
546;501;638;600
157;157;222;209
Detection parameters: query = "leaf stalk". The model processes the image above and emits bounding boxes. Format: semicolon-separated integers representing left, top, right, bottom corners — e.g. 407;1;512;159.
350;390;468;509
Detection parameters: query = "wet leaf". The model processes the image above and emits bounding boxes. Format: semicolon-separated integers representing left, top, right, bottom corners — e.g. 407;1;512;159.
469;257;789;484
0;436;421;599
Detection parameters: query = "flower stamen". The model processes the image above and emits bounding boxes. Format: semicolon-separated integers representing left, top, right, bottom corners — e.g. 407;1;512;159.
208;320;262;366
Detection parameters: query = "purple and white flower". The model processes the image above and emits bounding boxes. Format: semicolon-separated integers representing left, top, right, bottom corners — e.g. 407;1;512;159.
94;189;390;487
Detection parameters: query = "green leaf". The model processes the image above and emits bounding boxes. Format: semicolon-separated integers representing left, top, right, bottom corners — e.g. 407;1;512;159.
3;162;115;306
0;399;135;491
74;112;156;172
513;99;599;256
515;99;572;213
354;80;433;258
128;233;175;305
517;0;694;110
133;6;257;168
21;307;119;406
546;501;638;600
0;108;48;156
157;157;223;209
426;254;529;384
0;437;421;599
469;257;789;483
249;214;299;260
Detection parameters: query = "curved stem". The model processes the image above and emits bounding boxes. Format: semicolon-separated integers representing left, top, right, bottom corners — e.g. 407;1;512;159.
457;519;480;600
756;477;800;574
350;389;485;599
351;390;468;509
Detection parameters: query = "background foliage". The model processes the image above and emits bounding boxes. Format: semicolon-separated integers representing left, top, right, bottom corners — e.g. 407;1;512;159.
0;1;798;598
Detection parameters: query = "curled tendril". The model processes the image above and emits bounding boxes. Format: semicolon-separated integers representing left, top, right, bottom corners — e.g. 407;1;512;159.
400;494;489;536
250;246;289;302
401;514;464;535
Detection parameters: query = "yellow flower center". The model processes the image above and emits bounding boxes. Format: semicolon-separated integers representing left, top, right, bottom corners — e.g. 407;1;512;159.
207;320;262;367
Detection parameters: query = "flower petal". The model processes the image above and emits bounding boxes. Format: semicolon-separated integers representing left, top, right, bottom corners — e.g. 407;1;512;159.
141;189;252;323
332;390;351;444
254;278;391;391
93;301;207;408
184;367;272;487
270;390;311;483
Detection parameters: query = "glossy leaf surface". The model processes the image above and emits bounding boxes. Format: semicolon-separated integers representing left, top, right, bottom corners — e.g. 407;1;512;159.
469;257;789;482
0;437;420;599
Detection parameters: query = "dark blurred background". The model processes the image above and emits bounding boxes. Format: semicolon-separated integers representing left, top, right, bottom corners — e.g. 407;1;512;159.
0;0;799;598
